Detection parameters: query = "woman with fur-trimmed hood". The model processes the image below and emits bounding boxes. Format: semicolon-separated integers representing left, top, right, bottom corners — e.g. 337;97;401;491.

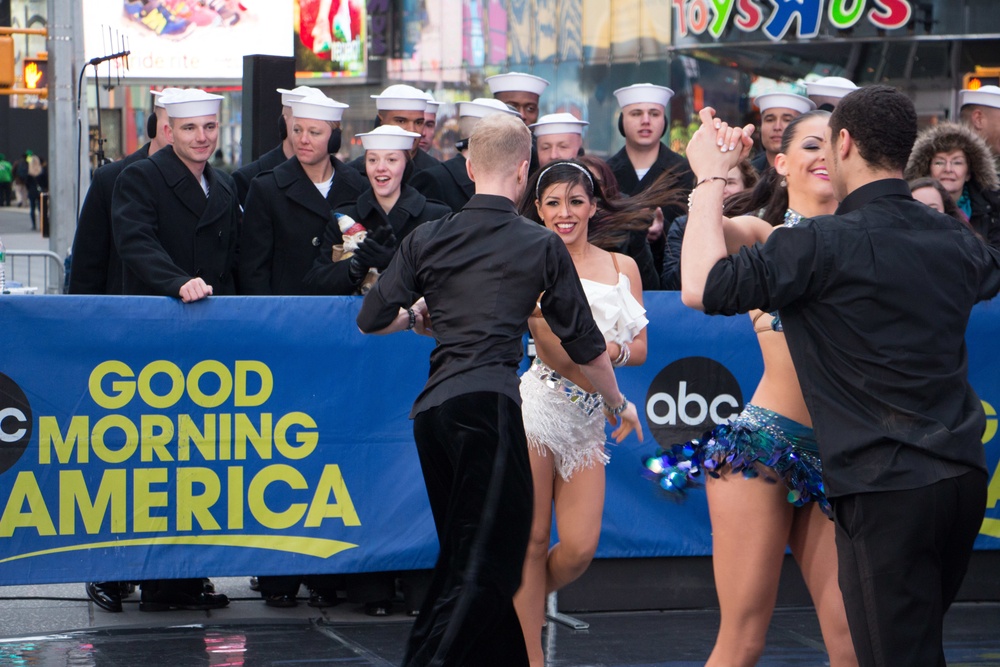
905;122;1000;246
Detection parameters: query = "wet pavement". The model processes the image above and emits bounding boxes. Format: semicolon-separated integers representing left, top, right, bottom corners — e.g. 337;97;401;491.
0;579;998;666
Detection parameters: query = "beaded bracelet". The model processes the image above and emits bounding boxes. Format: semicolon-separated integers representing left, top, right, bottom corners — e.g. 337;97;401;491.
405;308;416;331
687;175;727;210
603;395;629;416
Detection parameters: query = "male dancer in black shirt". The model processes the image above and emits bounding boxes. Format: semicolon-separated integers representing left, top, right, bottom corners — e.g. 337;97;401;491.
358;112;642;667
681;85;1000;667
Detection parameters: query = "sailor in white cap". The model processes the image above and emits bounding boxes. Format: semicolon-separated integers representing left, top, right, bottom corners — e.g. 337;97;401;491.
960;84;1000;158
233;85;326;205
239;93;368;297
531;112;588;168
486;72;549;126
607;83;694;290
347;83;439;176
751;91;817;172
113;87;241;303
806;76;858;111
411;98;521;212
317;125;452;298
420;92;440;153
70;86;182;299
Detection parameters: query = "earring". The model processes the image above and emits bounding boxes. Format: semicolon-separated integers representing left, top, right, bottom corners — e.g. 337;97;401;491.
780;178;787;188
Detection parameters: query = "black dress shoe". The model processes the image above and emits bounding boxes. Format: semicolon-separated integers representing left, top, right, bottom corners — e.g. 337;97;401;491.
86;582;123;613
364;600;392;617
139;590;229;612
308;589;339;608
264;593;297;608
248;576;260;591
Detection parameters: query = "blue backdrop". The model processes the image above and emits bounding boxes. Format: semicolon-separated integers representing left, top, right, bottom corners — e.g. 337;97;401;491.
0;294;997;585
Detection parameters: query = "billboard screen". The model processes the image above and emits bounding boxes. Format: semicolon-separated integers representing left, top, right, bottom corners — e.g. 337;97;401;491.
83;1;293;80
295;0;366;79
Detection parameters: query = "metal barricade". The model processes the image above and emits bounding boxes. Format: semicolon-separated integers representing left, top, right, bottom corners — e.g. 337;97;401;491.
3;249;64;294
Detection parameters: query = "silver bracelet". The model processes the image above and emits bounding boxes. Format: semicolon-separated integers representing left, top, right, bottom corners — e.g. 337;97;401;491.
612;342;630;368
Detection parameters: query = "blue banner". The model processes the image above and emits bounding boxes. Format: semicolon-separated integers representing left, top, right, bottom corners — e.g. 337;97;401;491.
0;295;997;585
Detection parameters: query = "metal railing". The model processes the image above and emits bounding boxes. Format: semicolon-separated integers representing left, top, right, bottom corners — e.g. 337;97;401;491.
2;249;64;294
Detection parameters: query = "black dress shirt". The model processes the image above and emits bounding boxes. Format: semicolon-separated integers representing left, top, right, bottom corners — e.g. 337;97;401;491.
702;178;1000;498
357;194;607;418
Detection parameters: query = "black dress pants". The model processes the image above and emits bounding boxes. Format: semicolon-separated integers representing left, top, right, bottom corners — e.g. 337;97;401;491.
403;392;533;667
833;469;987;667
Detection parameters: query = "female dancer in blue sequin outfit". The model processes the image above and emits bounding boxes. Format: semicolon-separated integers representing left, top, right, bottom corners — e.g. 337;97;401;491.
665;110;858;667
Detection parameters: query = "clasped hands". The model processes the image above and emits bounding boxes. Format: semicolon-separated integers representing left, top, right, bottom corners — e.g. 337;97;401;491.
686;107;757;181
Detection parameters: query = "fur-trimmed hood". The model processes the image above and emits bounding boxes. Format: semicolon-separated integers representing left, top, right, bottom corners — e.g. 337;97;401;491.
904;122;999;191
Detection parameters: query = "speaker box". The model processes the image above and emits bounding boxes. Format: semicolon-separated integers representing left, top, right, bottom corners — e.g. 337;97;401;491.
241;55;296;165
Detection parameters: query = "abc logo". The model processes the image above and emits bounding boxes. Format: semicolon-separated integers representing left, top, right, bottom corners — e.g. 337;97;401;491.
645;357;743;445
0;372;32;474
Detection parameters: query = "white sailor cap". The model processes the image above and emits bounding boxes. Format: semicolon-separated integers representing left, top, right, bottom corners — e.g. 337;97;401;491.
754;92;816;114
806;76;858;99
356;125;422;151
960;85;1000;109
371;84;428;112
530;112;588;136
160;89;223;118
459;98;521;118
423;92;440;114
613;83;674;109
290;96;349;122
486;73;549;97
276;85;327;107
151;87;186;109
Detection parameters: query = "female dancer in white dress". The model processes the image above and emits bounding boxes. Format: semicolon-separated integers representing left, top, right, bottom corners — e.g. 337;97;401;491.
514;160;653;666
648;110;857;667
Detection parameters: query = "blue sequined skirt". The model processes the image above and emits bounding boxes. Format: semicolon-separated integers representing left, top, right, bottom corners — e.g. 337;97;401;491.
644;404;831;517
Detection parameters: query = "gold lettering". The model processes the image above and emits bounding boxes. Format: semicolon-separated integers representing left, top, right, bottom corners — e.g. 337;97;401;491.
304;464;361;527
248;464;307;529
58;469;126;534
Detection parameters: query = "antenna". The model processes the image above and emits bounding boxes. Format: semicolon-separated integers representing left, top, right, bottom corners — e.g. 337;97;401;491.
85;26;130;168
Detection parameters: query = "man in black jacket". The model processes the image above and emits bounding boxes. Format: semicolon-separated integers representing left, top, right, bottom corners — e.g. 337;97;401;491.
607;83;694;289
113;89;239;303
69;87;180;296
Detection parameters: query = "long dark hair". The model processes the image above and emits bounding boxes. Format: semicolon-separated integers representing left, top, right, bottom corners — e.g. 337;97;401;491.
725;109;831;225
519;159;685;250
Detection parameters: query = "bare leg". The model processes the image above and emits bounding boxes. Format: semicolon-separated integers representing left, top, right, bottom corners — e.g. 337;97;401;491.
514;446;555;667
704;473;794;667
789;504;858;667
547;462;605;593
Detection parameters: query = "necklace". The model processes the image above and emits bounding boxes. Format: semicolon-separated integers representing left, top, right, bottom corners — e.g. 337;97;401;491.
783;209;804;227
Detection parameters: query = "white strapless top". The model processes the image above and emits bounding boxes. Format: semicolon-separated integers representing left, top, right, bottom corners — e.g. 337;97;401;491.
579;273;648;345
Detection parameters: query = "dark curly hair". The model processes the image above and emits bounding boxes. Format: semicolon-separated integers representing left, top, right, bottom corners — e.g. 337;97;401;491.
830;85;916;173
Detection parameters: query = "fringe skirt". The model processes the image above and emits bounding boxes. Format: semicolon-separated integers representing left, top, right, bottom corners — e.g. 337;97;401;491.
520;359;609;482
